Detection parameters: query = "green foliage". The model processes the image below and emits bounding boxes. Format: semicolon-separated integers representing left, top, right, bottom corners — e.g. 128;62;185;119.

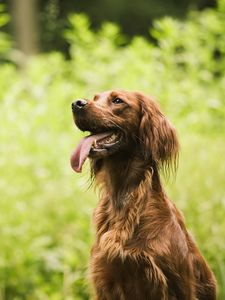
64;8;225;133
0;5;11;59
38;0;216;52
0;3;225;299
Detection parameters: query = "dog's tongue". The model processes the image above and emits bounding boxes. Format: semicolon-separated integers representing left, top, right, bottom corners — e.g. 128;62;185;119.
70;132;111;173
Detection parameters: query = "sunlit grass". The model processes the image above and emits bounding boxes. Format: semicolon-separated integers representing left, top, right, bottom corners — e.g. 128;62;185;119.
1;90;224;298
168;132;225;299
0;5;225;297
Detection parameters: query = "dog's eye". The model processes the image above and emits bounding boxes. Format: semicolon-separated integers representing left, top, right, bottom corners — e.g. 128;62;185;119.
112;97;124;104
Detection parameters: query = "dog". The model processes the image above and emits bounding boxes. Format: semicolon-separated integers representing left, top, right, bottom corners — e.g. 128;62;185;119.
71;90;217;300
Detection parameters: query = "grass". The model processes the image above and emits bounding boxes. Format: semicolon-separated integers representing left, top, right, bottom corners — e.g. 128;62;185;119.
0;5;225;297
168;132;225;298
1;95;224;298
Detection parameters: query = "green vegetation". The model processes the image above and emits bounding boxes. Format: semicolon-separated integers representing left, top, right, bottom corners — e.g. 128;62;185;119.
0;2;225;299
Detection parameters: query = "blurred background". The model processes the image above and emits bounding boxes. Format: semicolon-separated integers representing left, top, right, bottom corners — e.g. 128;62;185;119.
0;0;225;299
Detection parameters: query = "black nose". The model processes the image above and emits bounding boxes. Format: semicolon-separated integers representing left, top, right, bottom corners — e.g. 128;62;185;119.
72;99;87;111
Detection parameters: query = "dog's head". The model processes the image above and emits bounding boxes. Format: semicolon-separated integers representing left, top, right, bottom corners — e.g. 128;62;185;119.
71;90;179;173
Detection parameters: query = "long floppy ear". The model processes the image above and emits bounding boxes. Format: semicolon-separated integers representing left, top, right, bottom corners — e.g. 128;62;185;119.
137;93;179;173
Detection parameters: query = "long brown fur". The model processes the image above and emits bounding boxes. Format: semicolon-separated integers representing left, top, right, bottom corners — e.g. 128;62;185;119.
72;90;217;300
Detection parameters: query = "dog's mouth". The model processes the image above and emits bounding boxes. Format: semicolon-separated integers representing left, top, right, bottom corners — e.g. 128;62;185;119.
70;131;122;173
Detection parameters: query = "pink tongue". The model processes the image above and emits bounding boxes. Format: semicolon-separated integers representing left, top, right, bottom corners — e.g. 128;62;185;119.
70;132;111;173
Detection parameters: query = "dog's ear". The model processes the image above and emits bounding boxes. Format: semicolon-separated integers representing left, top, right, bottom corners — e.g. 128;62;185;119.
137;92;179;172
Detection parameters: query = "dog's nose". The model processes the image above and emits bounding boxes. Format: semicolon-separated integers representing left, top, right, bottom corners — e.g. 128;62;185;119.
72;99;87;111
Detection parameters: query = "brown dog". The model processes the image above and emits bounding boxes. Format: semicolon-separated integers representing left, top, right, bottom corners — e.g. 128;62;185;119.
71;90;217;300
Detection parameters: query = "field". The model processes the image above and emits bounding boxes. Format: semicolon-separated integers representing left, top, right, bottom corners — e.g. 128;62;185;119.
0;5;225;299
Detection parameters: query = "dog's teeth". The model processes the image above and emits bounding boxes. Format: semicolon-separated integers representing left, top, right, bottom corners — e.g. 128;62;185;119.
108;134;116;142
94;133;118;147
93;139;97;148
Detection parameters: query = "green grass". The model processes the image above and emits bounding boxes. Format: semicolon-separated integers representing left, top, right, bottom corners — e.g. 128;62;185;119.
0;89;224;298
168;133;225;298
0;4;225;298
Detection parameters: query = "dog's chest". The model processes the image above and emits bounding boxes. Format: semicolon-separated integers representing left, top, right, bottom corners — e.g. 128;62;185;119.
90;248;169;299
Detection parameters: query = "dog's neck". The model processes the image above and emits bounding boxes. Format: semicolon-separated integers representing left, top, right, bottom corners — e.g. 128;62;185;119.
92;153;164;209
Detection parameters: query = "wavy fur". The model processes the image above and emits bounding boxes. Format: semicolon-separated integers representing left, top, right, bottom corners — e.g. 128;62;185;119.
73;90;217;300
